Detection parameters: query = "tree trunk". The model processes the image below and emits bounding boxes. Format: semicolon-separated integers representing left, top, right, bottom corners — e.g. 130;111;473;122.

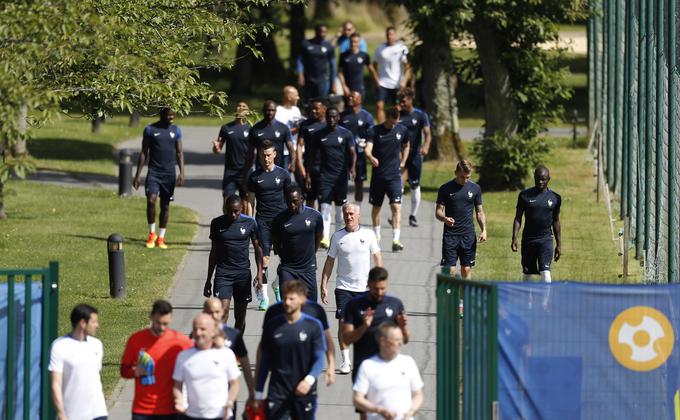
289;3;307;76
129;110;141;127
0;177;6;220
92;116;103;133
230;44;255;94
11;104;28;156
314;0;333;20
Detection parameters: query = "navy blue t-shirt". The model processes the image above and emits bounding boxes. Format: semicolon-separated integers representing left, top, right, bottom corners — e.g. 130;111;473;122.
300;39;335;81
366;123;410;180
312;126;355;178
263;300;330;331
222;325;248;358
247;166;291;220
218;121;250;171
248;120;292;169
339;51;370;91
343;293;405;366
517;187;561;240
399;108;430;155
272;206;323;272
299;119;326;171
436;180;483;236
209;214;258;274
143;122;182;174
261;313;326;398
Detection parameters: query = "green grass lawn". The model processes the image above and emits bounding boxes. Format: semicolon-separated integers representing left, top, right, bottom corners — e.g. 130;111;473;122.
0;181;197;394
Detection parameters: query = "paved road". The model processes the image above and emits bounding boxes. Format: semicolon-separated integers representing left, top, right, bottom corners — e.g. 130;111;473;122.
98;126;440;419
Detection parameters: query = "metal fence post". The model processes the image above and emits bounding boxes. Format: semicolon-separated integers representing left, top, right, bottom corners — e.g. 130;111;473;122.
637;0;648;258
645;0;655;253
669;0;678;281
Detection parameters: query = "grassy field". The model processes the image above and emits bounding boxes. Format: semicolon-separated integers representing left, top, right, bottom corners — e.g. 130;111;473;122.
0;181;197;393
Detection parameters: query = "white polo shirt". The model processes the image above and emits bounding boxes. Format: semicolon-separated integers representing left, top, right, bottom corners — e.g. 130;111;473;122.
173;346;242;419
328;226;380;292
275;105;303;148
353;353;424;420
374;42;409;89
48;335;108;420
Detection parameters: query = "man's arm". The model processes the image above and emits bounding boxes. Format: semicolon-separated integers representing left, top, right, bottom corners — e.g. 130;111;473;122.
404;388;425;419
399;140;410;170
241;137;257;185
511;206;524;252
252;237;264;289
372;251;383;267
287;139;296;173
338;68;349;96
226;378;240;417
246;192;256;217
353;390;397;419
297;55;305;87
347;137;357;180
421;126;432;156
120;338;140;378
476;204;488;242
133;136;150;190
271;219;282;256
368;62;380;87
239;355;255;402
172;380;187;414
341;307;373;346
204;242;217;297
364;142;379;167
320;256;335;305
50;372;67;420
435;203;454;227
553;213;562;261
401;61;412;89
175;138;185;187
324;329;336;386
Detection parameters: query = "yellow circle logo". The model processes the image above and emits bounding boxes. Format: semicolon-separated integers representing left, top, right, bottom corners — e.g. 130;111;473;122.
609;306;674;371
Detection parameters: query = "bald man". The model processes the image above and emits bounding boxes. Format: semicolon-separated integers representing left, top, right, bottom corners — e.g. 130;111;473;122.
276;86;303;174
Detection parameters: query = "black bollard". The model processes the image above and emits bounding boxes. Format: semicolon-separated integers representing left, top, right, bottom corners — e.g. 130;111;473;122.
572;109;579;148
119;149;133;197
107;233;126;299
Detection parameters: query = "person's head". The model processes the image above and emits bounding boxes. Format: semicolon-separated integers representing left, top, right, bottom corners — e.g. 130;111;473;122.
342;201;360;230
384;107;399;128
159;107;175;125
281;280;308;315
150;299;173;336
262;100;277;122
283;86;300;106
223;194;243;222
398;88;415;110
534;165;550;190
236;102;249;119
385;26;398;45
202;297;225;324
285;184;304;213
315;23;328;39
326;106;340;128
70;304;99;336
342;21;355;37
455;160;473;185
309;98;327;121
192;313;217;350
259;139;277;169
347;91;362;108
350;32;361;51
367;267;389;302
376;322;403;360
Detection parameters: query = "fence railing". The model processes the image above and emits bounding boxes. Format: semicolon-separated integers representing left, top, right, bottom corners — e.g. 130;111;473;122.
437;269;499;420
1;261;59;420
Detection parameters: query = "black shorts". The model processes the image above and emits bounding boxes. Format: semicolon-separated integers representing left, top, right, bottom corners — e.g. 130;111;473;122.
405;153;423;188
257;218;273;255
355;149;367;182
441;233;477;267
267;393;317;420
335;289;363;320
214;271;252;303
369;176;402;206
377;86;398;105
278;267;318;302
318;174;349;205
222;169;246;198
296;168;321;201
521;237;554;275
145;171;175;202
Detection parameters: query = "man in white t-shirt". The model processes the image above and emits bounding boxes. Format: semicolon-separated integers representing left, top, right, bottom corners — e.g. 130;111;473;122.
369;26;410;123
353;323;424;420
320;201;382;374
49;304;107;420
173;313;241;420
275;86;304;173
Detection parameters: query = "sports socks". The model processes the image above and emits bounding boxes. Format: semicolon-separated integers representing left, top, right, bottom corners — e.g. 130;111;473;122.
335;206;343;226
149;223;156;234
158;228;166;238
393;229;401;242
321;203;332;238
540;270;552;283
341;349;350;364
411;186;421;217
373;225;381;240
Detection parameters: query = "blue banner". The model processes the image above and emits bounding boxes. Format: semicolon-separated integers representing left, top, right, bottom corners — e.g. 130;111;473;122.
498;282;680;420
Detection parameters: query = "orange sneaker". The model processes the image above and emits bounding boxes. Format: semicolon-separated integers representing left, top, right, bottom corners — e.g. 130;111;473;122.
156;236;168;249
145;232;157;248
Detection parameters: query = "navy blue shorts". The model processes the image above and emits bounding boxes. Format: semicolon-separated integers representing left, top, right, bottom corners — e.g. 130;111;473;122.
278;267;318;302
441;233;477;267
257;218;273;255
304;79;330;102
318;174;349;205
296;168;321;201
355;149;367;182
145;171;175;202
267;393;317;420
214;270;252;303
335;289;363;320
521;237;554;275
405;153;423;188
369;176;402;206
377;86;398;105
222;169;246;198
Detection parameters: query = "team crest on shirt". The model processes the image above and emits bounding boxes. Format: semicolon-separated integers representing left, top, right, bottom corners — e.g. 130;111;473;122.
338;136;343;144
274;130;281;138
240;227;246;235
305;218;311;227
243;130;249;137
396;133;402;140
357;57;364;64
299;331;308;342
275;177;281;185
358;120;364;126
548;199;553;207
412;119;417;125
467;191;473;199
321;46;327;53
169;131;175;139
385;307;394;317
360;238;365;244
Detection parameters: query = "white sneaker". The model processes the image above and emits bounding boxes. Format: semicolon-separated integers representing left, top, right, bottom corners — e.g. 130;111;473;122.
338;361;352;374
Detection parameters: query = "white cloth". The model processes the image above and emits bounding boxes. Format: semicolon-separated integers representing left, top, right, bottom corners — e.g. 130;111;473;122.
48;335;107;420
373;42;409;89
353;353;424;420
275;105;303;150
328;226;380;291
173;347;242;419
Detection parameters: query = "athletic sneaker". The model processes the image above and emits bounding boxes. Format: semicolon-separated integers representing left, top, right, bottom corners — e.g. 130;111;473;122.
156;237;168;249
338;361;352;374
409;215;418;227
146;233;157;248
392;240;404;252
320;237;330;250
273;286;281;303
258;295;269;311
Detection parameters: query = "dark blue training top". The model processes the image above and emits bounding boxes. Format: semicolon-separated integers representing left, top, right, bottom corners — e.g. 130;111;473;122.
366;123;410;180
222;325;248;358
517;187;561;240
260;313;326;399
436;180;483;236
248;119;292;169
299;118;326;171
247;166;291;221
340;108;374;142
300;38;335;82
218;121;250;171
263;300;330;331
339;51;370;92
343;293;405;368
272;206;323;273
143;122;182;174
209;214;258;274
398;108;430;155
312;125;355;178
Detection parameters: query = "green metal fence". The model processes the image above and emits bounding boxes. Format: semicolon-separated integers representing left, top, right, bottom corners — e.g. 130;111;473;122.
437;269;499;420
1;262;59;420
588;0;680;283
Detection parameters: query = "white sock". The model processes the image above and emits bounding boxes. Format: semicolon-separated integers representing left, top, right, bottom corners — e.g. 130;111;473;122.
341;349;350;363
411;186;421;217
321;203;332;238
393;229;401;242
357;201;363;214
273;276;279;289
523;274;533;282
540;270;552;283
261;283;268;297
373;225;381;239
149;223;156;234
158;228;166;238
335;206;344;226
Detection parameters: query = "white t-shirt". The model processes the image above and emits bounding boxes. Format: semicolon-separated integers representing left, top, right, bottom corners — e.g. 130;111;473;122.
275;105;303;150
374;42;409;89
173;346;241;419
328;226;380;292
353;353;424;420
48;335;108;420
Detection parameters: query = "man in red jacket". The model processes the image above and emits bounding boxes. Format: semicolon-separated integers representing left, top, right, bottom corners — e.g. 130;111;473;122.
120;300;193;420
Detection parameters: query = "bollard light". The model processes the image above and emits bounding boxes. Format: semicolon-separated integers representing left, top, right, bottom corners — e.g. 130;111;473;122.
107;233;126;299
119;149;133;197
